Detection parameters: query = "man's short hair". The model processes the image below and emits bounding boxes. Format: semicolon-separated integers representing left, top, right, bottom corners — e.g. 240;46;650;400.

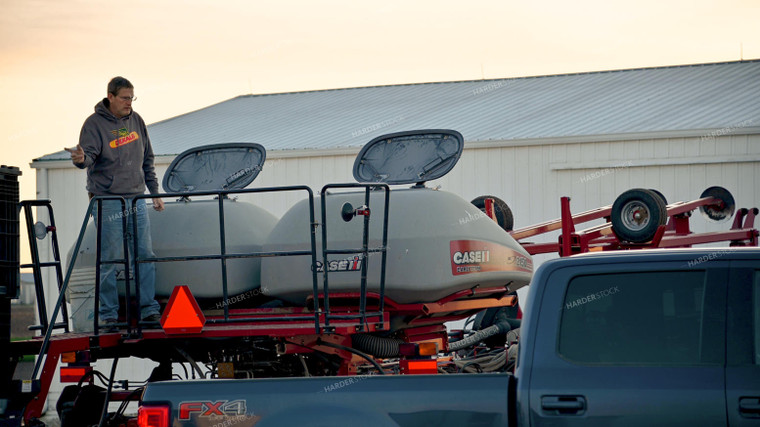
108;77;134;95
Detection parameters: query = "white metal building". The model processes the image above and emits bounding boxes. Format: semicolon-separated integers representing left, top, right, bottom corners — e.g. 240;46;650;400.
28;59;760;411
33;59;760;273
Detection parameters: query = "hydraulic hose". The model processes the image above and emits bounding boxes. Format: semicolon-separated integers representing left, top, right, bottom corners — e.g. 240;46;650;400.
317;338;386;375
351;334;405;358
97;357;118;427
448;321;511;352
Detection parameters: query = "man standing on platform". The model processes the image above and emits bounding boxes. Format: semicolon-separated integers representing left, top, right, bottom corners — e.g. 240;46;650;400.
66;76;163;329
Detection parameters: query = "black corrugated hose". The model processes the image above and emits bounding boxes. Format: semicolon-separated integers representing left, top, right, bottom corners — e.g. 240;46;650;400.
351;334;405;358
448;321;512;352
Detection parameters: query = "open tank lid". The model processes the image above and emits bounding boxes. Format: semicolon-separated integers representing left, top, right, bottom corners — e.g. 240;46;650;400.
162;143;266;193
353;129;464;185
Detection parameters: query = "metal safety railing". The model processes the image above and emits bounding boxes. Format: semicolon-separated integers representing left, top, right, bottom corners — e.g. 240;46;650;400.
128;186;319;331
320;183;390;331
27;183;391;379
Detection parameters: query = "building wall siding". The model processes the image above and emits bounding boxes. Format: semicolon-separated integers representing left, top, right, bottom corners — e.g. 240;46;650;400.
36;133;760;273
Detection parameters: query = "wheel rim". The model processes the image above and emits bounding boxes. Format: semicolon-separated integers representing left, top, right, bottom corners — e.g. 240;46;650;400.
620;200;651;231
699;186;736;222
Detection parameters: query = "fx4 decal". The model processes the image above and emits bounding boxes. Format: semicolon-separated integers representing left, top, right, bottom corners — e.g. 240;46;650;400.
179;400;247;420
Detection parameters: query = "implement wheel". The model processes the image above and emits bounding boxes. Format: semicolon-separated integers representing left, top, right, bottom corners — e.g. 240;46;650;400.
471;195;514;232
649;189;668;206
699;186;735;222
611;188;667;243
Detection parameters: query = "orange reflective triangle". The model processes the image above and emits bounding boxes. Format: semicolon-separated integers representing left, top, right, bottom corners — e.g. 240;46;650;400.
161;285;206;334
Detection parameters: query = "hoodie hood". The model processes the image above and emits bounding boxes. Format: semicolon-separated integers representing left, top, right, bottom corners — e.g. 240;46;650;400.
95;98;130;122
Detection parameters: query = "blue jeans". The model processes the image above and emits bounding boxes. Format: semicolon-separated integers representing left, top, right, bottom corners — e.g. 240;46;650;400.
92;198;160;320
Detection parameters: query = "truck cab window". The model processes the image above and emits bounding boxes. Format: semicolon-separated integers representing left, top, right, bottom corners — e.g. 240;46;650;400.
558;271;708;365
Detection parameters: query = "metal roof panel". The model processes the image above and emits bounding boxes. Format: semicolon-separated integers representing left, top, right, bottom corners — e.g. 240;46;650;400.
36;60;760;162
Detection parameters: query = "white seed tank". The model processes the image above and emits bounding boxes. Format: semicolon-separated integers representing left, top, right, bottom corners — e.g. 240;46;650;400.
261;130;533;304
66;143;276;300
67;199;277;298
261;187;532;304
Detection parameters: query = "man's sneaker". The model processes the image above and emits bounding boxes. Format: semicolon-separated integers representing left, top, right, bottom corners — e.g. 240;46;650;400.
142;313;162;323
99;318;119;333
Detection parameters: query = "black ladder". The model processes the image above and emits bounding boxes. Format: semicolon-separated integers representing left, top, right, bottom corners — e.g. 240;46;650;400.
19;200;70;336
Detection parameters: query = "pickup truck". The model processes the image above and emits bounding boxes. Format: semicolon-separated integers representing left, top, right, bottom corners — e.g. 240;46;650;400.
137;248;760;426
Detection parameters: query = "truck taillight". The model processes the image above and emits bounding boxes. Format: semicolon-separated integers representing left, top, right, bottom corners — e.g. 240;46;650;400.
138;405;169;427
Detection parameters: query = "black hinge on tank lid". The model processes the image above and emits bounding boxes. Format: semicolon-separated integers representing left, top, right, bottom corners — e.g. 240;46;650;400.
352;129;464;186
162;143;267;193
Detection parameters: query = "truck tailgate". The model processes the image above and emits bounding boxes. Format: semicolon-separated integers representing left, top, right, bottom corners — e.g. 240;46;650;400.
141;373;511;426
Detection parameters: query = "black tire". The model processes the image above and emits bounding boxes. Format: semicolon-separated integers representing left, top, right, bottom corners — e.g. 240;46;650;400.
57;384;107;427
470;195;514;232
649;189;668;206
611;188;667;243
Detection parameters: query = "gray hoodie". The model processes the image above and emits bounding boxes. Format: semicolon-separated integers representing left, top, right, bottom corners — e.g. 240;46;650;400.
75;99;159;197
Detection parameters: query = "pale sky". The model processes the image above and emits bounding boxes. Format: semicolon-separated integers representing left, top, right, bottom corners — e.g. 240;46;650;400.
1;0;758;263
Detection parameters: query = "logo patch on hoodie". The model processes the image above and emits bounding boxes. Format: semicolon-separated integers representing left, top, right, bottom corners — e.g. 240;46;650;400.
111;128;129;137
109;129;139;148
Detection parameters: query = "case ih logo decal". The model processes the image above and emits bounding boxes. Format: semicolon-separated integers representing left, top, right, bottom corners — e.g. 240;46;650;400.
450;240;532;275
453;250;490;264
312;254;365;273
179;400;247;420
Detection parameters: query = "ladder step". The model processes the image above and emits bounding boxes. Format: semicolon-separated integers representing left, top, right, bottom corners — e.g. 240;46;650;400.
19;262;60;268
28;322;68;331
